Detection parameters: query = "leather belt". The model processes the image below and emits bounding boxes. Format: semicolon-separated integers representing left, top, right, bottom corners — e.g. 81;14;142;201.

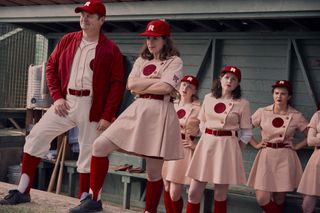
205;128;238;137
266;142;286;149
181;133;195;141
68;89;90;97
139;94;173;102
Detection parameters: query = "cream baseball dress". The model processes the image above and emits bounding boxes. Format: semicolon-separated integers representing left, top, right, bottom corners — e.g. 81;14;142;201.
297;111;320;196
162;100;201;184
99;56;184;160
186;94;252;184
247;105;308;192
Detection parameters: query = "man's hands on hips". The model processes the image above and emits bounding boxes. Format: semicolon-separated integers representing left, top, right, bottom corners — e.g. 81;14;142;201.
97;119;111;131
54;98;70;117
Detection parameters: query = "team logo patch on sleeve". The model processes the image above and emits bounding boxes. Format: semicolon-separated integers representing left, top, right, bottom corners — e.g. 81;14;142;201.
173;74;179;83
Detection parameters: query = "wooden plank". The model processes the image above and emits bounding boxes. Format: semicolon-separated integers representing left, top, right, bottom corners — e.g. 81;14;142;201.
292;39;318;109
7;118;22;132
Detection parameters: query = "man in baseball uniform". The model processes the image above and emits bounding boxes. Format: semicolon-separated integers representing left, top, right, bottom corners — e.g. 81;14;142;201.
0;0;124;205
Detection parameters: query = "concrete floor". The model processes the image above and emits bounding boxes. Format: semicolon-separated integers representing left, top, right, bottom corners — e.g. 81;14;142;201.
0;182;142;213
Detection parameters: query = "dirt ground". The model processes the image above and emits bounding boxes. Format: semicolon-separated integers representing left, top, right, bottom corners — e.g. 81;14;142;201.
0;182;140;213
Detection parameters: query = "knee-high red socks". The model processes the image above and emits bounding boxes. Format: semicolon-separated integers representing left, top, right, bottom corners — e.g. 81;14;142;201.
164;191;174;213
163;190;184;213
144;179;163;213
172;197;183;213
214;200;227;213
186;201;200;213
78;173;90;199
21;153;41;193
89;156;109;201
261;201;283;213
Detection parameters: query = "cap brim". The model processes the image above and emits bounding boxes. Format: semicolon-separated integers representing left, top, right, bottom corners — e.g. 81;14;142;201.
75;6;95;14
139;32;168;36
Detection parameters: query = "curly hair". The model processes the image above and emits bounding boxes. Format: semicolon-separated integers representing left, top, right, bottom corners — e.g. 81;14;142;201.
139;36;180;60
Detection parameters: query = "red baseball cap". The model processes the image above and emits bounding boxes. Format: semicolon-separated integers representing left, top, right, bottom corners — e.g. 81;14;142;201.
140;19;171;37
221;66;241;82
75;0;106;17
181;75;199;89
272;80;292;94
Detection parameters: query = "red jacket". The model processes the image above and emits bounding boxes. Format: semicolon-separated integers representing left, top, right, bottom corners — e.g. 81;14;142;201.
46;31;125;122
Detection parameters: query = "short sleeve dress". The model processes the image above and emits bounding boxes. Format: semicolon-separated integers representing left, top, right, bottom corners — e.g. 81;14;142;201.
99;56;184;160
247;104;308;192
162;100;201;184
186;94;252;184
297;111;320;196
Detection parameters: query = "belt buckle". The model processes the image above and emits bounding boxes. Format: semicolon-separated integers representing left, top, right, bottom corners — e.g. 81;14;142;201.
79;90;83;96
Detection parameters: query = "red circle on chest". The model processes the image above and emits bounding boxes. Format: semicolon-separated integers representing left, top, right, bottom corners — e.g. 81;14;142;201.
272;117;284;128
214;102;226;113
177;109;186;119
89;59;95;70
143;64;156;76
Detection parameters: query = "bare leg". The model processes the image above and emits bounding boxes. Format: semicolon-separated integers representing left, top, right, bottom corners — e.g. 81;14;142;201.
302;195;317;213
144;157;164;213
256;190;272;206
213;184;229;213
188;179;207;204
163;180;174;213
89;136;119;201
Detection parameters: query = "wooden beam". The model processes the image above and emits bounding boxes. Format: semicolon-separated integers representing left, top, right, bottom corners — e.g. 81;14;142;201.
251;19;273;31
292;39;318;109
285;39;293;81
218;20;241;31
191;20;216;31
8;118;22;132
196;39;213;81
2;1;320;23
289;18;311;31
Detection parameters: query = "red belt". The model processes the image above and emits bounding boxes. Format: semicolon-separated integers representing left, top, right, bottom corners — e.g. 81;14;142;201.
68;89;90;97
139;94;164;100
181;133;195;141
266;142;286;149
139;94;173;102
205;128;237;137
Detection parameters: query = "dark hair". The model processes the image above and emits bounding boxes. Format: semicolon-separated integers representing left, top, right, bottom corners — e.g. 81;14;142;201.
211;74;242;99
271;87;292;96
140;36;180;60
271;87;292;105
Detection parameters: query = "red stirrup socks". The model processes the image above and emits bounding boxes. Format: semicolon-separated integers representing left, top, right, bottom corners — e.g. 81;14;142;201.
20;153;41;193
144;179;163;213
214;200;227;213
261;201;282;213
186;201;200;213
78;173;90;199
172;197;183;213
89;156;109;201
163;190;174;213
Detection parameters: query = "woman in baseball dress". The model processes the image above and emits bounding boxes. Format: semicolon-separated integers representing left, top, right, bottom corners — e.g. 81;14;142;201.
69;19;184;213
162;75;201;213
185;66;253;213
247;80;308;213
297;110;320;213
